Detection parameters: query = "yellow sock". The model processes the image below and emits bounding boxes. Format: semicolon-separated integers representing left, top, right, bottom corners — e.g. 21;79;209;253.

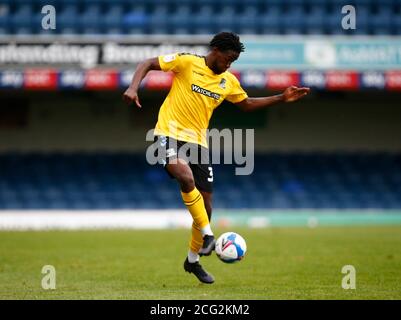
189;222;203;254
181;187;210;229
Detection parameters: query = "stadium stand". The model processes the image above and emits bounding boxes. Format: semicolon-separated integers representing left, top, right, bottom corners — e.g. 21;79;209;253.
0;0;400;35
0;152;400;209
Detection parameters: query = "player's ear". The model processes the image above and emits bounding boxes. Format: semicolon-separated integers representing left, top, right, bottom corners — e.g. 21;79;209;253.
211;47;219;55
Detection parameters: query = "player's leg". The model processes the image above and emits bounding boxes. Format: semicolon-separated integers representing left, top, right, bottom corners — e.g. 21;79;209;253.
154;135;211;236
188;191;212;262
165;159;214;284
200;191;212;222
192;190;214;255
165;159;213;238
184;188;215;284
154;136;214;283
188;152;215;258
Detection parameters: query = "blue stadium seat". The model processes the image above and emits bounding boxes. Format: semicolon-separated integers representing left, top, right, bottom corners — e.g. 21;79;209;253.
59;0;81;7
264;0;283;10
215;6;236;34
186;0;215;7
373;0;395;7
13;0;37;5
285;0;307;7
370;7;393;35
123;5;148;34
148;5;169;34
304;6;326;34
259;6;282;34
0;4;10;34
308;0;331;7
10;5;34;34
58;5;80;34
237;7;259;35
328;0;355;10
282;6;306;34
170;6;191;34
80;4;103;34
104;4;123;34
192;5;215;35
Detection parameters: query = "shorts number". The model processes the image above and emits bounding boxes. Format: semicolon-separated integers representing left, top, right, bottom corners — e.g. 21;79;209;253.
207;166;213;182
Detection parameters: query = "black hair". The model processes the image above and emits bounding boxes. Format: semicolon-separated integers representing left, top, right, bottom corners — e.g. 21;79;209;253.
209;32;245;53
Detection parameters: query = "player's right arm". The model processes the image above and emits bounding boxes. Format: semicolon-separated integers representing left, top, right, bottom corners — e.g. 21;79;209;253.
123;57;161;108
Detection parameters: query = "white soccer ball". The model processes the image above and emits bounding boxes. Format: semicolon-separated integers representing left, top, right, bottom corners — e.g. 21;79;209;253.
215;232;247;263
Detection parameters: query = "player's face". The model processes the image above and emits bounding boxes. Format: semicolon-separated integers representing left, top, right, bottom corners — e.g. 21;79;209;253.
213;50;240;74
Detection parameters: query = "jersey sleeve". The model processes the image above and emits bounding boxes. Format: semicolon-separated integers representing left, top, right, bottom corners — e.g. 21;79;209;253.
225;74;248;104
158;53;187;73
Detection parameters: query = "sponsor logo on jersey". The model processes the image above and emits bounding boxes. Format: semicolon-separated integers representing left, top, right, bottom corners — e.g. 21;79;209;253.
191;84;221;100
219;78;226;89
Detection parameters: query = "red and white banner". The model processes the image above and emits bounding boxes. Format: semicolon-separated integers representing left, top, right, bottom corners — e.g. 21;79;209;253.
386;71;401;90
85;69;119;90
266;71;300;89
24;69;58;90
326;71;359;91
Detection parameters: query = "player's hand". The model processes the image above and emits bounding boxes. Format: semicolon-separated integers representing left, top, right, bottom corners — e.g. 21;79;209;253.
123;87;142;108
282;86;310;103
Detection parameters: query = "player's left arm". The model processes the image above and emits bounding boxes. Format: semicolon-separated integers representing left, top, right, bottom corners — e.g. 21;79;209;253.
235;86;311;112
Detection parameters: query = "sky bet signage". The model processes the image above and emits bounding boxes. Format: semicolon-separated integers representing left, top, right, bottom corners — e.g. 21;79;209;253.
2;69;401;91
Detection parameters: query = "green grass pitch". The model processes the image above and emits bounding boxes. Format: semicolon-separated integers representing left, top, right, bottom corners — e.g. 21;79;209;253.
0;226;400;299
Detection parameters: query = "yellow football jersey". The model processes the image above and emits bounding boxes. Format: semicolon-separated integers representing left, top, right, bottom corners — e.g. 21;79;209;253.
154;53;248;148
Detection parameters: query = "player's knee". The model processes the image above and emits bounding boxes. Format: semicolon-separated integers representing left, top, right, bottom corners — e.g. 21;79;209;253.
177;171;195;192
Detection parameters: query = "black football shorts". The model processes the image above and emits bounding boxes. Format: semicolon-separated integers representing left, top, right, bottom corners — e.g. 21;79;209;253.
152;135;213;193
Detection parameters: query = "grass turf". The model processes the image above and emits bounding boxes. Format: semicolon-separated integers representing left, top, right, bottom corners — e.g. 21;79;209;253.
0;226;400;300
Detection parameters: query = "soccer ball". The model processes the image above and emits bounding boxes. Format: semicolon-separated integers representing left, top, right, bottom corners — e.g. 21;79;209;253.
215;232;247;263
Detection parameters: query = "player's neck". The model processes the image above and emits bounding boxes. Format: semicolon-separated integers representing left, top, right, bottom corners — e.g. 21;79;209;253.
204;54;216;75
